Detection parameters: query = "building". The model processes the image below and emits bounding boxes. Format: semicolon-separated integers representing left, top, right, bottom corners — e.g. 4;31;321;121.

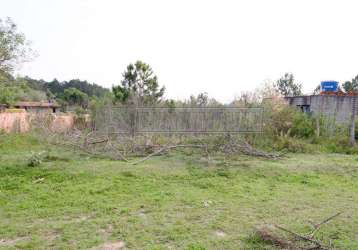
0;104;7;113
1;101;61;113
285;95;358;123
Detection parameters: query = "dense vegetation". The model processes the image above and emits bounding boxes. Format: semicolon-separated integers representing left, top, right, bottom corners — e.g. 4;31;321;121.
0;71;47;104
24;77;109;100
0;72;110;106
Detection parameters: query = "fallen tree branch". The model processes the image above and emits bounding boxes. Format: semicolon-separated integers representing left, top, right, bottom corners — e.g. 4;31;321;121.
274;224;329;250
105;141;129;162
131;144;206;165
87;138;109;145
219;136;283;159
256;212;342;249
49;140;129;162
256;227;296;249
237;140;284;159
307;212;342;239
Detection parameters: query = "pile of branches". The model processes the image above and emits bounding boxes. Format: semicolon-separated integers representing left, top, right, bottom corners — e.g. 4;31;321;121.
46;129;129;162
41;128;283;164
256;212;342;250
217;135;284;159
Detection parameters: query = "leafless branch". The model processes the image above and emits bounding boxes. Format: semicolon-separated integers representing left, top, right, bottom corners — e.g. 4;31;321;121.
131;144;206;165
307;212;342;239
274;224;329;250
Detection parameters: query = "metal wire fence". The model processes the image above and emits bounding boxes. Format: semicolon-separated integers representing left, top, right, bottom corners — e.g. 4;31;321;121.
93;106;264;135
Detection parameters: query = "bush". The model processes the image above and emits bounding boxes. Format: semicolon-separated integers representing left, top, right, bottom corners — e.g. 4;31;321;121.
264;99;315;138
273;136;316;153
74;106;87;115
323;137;358;154
290;111;315;138
27;151;45;167
264;105;294;136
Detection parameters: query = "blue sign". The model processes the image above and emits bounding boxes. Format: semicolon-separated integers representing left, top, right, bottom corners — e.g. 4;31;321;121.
321;81;338;92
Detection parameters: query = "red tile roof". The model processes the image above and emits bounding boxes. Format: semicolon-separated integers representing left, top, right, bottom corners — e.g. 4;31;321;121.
14;101;60;108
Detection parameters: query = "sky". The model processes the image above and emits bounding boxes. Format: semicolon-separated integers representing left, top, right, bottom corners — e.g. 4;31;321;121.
1;0;358;103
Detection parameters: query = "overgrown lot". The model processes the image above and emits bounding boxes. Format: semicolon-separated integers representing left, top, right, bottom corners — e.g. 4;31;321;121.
1;135;358;249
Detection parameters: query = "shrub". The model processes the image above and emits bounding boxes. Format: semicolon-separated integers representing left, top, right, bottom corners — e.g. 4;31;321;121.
323;136;358;154
264;99;315;138
290;111;315;138
273;136;316;153
264;105;294;136
27;151;45;167
74;106;87;115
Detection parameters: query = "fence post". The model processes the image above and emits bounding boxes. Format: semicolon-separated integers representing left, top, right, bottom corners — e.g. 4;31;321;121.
129;106;136;137
315;115;320;137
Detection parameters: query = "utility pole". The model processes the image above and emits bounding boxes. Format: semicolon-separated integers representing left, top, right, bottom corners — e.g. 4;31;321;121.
350;96;357;146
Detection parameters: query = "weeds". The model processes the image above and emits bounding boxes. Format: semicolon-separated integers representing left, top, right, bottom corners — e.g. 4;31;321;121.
27;151;46;167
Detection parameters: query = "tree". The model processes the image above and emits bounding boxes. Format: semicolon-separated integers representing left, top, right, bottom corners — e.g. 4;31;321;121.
0;72;46;105
0;17;32;73
256;79;279;100
0;18;35;104
231;91;261;107
343;75;358;145
0;83;19;105
275;73;302;97
63;88;89;108
112;61;165;105
190;92;208;107
342;75;358;93
188;92;221;107
312;84;321;95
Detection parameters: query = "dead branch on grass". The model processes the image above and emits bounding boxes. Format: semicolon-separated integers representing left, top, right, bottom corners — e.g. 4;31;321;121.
306;212;342;239
48;131;129;162
47;131;282;163
35;116;281;163
256;226;296;249
274;224;329;250
131;144;208;165
257;212;342;250
219;135;284;159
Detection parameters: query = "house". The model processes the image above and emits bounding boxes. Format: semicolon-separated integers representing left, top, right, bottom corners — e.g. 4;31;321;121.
12;101;60;113
0;104;7;113
285;95;358;123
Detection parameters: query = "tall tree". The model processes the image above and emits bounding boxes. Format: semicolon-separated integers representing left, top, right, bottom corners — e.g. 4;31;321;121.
63;87;89;108
112;61;165;105
342;75;358;93
190;92;208;107
275;73;302;97
0;17;32;73
0;17;35;104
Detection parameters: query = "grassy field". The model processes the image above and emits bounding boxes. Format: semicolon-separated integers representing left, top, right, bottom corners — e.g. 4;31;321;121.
1;135;358;249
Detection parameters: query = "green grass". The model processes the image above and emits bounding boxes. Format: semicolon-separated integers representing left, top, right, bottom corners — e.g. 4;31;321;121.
1;134;358;249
